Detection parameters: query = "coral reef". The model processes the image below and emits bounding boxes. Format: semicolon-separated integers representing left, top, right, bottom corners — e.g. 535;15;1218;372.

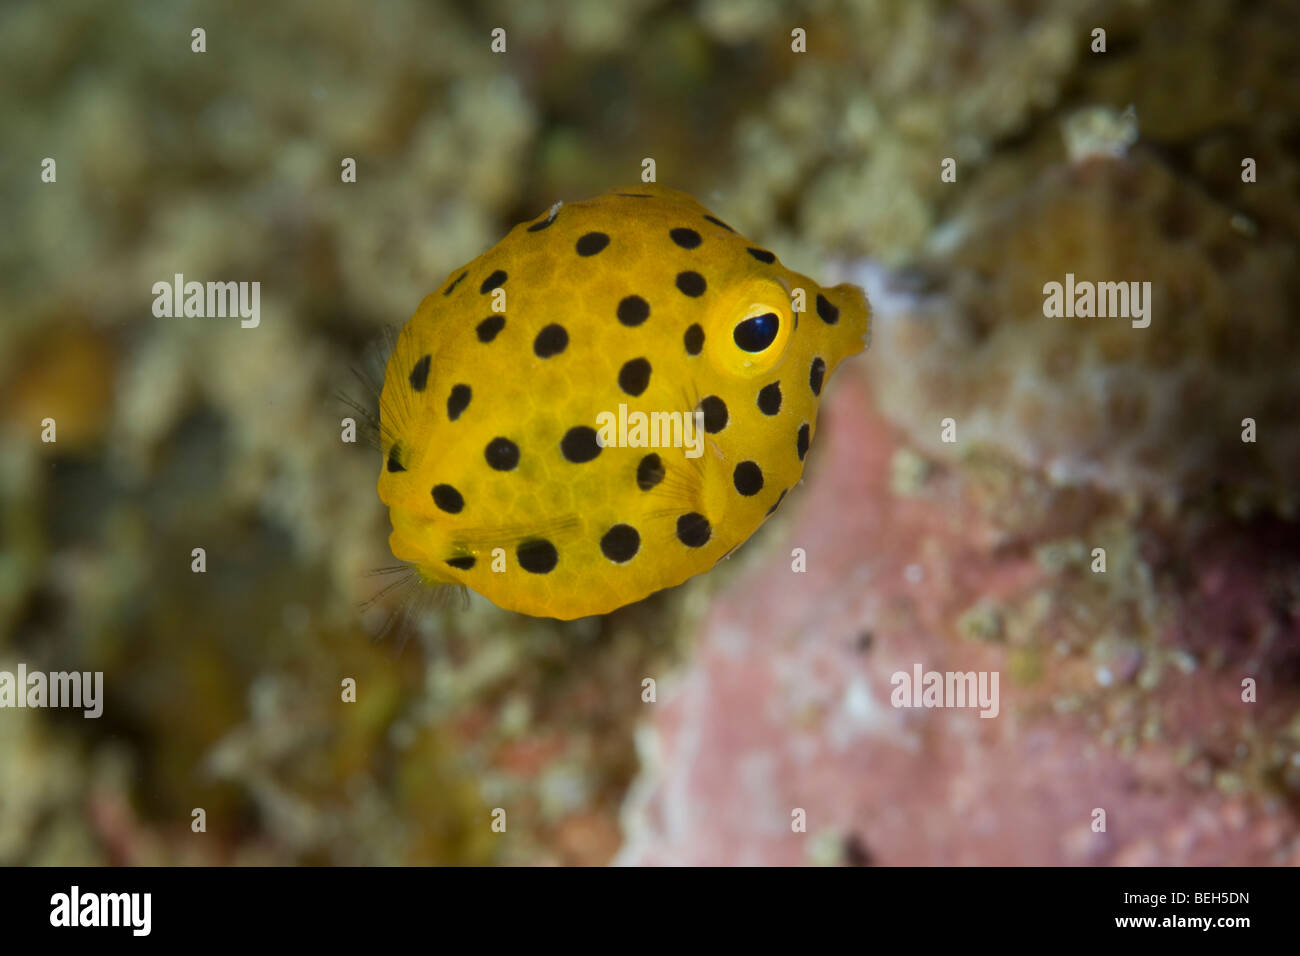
619;374;1300;865
863;149;1300;513
1;0;1296;865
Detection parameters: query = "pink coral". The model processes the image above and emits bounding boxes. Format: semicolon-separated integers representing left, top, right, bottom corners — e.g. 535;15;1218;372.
619;372;1300;865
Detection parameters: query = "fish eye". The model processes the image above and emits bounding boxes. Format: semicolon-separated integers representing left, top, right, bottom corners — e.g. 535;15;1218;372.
733;312;779;352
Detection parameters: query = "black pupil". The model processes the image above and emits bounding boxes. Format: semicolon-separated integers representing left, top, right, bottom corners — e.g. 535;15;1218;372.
733;312;779;352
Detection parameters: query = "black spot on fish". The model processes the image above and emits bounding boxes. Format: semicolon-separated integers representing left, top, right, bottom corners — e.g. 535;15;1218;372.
816;293;839;325
484;437;520;471
636;453;664;490
733;461;763;496
432;483;464;514
600;524;640;563
576;232;610;256
765;489;788;517
617;295;650;327
534;324;569;358
698;395;728;433
517;538;558;574
676;512;712;547
476;315;505;342
670;227;702;249
561;426;601;463
409;355;431;392
618;358;652;397
684;323;705;356
527;205;559;231
447;383;472;421
757;382;782;416
810;357;825;396
676;271;707;297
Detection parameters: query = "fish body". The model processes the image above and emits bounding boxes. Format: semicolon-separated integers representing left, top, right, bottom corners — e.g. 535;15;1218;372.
378;185;869;619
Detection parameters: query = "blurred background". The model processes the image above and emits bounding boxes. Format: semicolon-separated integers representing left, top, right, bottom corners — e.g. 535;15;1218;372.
1;0;1297;865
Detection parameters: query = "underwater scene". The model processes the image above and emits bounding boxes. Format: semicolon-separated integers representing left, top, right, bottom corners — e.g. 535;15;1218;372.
2;0;1299;870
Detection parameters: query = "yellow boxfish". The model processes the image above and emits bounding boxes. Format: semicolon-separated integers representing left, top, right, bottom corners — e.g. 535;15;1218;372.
377;185;869;619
